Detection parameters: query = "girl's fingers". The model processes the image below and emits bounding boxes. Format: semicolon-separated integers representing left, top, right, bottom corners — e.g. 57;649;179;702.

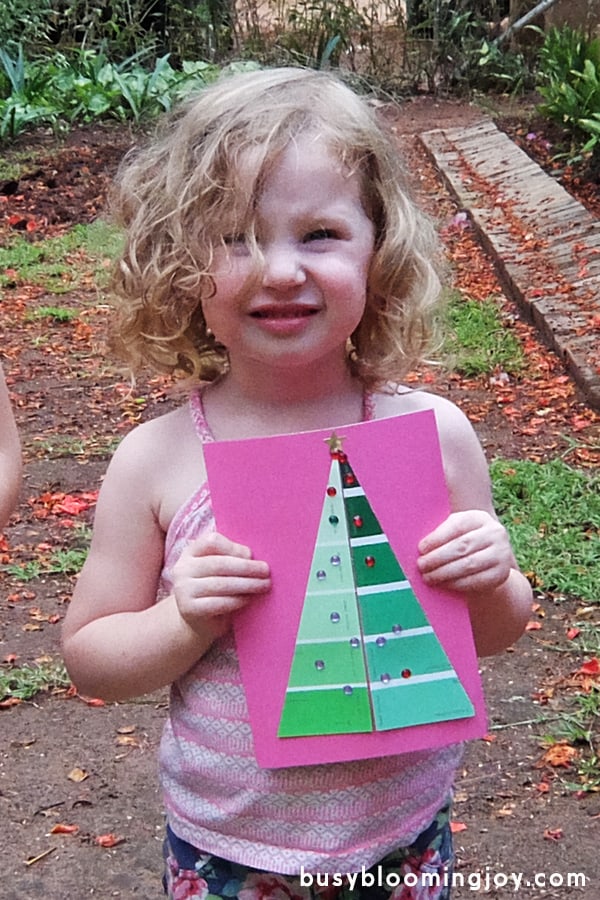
419;548;497;584
419;513;506;566
418;510;494;555
184;572;272;598
184;553;270;582
176;533;270;584
417;511;512;593
173;532;271;628
186;532;254;560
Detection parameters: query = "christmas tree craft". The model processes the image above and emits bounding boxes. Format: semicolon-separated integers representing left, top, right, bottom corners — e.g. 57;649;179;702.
277;432;475;739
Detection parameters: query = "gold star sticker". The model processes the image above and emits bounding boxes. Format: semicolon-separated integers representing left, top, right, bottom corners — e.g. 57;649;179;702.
325;432;346;454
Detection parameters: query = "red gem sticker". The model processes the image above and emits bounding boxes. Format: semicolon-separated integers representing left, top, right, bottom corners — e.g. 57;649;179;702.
365;556;375;568
401;669;412;679
327;487;337;497
344;473;356;486
353;516;363;528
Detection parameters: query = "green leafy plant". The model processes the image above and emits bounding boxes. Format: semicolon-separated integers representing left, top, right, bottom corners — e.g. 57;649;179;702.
491;458;600;601
46;546;89;575
48;47;124;121
0;658;70;702
0;44;58;138
0;43;26;94
5;526;91;582
109;52;195;121
48;0;162;61
476;37;531;94
4;559;44;581
0;0;54;51
407;0;533;95
0;0;224;68
0;42;223;141
441;293;524;376
537;25;600;168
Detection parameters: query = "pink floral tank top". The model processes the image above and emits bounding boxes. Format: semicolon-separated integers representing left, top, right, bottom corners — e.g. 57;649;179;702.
159;388;462;874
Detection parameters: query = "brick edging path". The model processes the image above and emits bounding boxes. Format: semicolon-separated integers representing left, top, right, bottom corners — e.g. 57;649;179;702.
419;119;600;411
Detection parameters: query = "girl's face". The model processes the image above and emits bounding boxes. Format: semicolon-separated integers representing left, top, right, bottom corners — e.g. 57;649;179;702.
202;133;375;382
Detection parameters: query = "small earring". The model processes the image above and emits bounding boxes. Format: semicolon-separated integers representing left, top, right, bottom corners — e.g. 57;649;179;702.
206;327;213;338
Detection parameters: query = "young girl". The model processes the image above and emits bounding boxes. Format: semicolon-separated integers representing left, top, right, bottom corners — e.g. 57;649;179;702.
62;67;532;899
0;362;21;532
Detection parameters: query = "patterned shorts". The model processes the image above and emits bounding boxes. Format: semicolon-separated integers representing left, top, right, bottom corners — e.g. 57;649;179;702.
163;803;453;900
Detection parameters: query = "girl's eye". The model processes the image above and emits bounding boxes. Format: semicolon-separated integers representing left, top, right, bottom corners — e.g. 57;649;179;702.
222;234;251;256
304;228;338;243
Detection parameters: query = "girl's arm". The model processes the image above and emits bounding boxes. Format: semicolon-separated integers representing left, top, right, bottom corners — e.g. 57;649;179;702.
416;397;532;657
0;365;22;532
62;425;270;702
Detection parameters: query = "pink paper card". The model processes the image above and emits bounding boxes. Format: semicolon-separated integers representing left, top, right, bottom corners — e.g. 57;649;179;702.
204;410;487;768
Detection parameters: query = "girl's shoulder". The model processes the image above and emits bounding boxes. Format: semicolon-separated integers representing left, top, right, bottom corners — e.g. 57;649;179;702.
104;400;201;499
102;398;208;532
371;385;484;471
113;403;194;465
372;384;472;428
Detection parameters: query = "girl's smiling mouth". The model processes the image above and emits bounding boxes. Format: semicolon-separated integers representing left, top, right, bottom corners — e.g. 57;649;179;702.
247;304;321;336
249;305;320;319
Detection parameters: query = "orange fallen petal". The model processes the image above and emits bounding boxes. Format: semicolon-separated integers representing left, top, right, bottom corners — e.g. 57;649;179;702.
76;693;105;707
578;657;600;676
49;823;80;835
95;833;125;848
0;697;22;709
540;742;578;768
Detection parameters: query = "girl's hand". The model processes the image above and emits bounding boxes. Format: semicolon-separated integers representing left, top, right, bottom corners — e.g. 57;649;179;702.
172;532;271;637
416;510;513;596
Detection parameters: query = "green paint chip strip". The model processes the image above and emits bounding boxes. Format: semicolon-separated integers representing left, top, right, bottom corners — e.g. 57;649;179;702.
277;433;474;738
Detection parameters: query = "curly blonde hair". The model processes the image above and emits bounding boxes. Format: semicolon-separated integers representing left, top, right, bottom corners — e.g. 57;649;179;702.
109;66;442;388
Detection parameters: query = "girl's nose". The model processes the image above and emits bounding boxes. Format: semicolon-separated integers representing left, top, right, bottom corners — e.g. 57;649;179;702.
261;244;306;288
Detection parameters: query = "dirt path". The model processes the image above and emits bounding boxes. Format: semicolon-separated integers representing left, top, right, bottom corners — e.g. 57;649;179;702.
0;98;598;898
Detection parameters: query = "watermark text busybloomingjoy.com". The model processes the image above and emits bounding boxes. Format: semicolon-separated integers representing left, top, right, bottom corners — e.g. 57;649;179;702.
299;866;589;893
